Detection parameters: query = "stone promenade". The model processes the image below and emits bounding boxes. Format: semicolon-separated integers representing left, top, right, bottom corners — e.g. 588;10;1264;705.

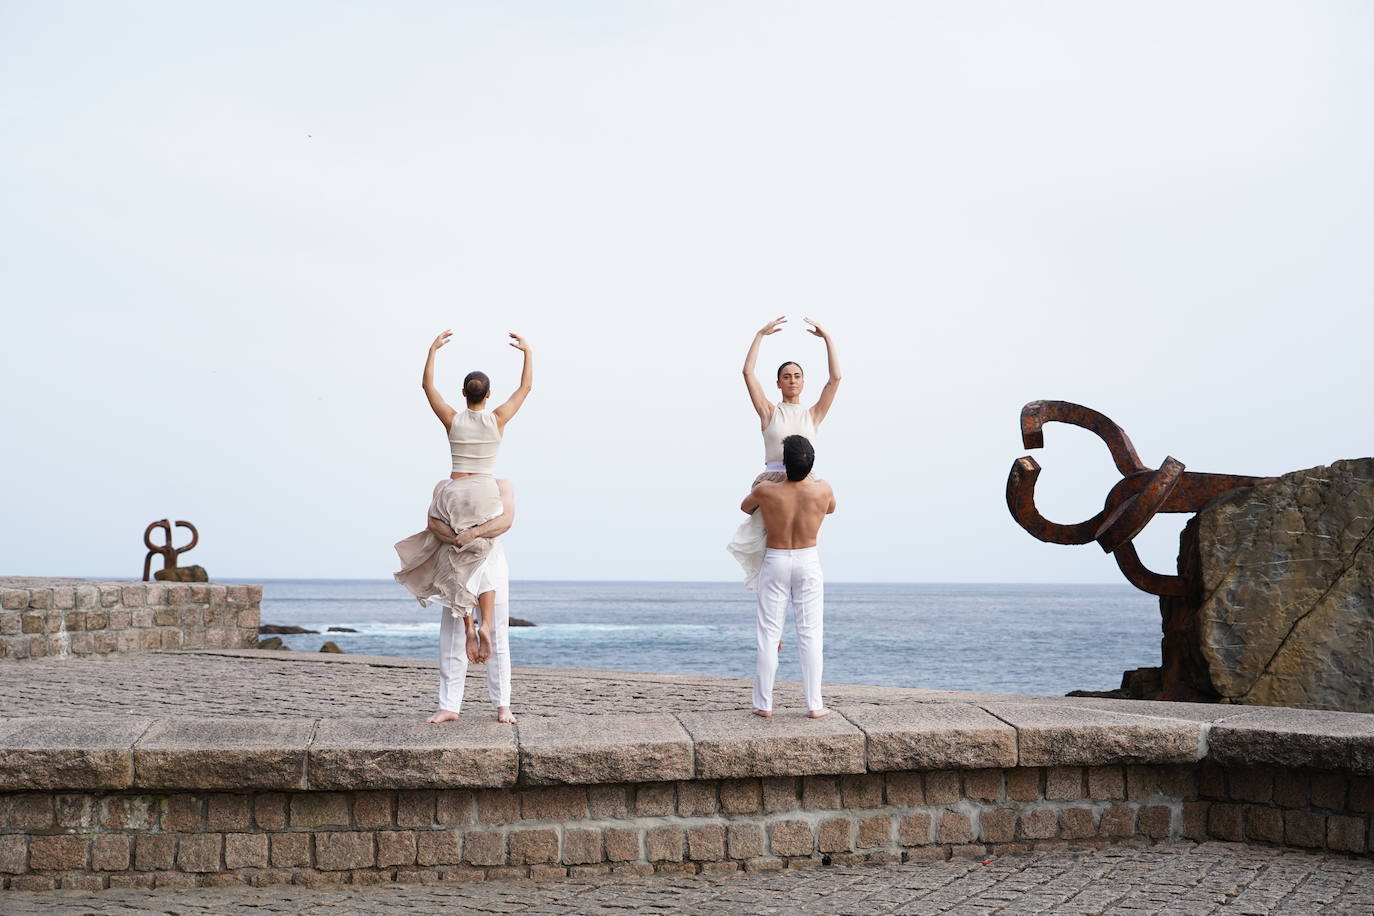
7;843;1374;914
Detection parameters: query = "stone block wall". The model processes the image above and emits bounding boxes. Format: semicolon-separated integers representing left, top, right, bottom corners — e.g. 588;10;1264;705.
2;765;1370;891
0;578;260;661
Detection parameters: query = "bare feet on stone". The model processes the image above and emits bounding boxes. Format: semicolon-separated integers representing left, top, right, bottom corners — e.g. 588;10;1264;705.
752;708;772;718
426;709;460;724
807;708;831;719
496;706;516;724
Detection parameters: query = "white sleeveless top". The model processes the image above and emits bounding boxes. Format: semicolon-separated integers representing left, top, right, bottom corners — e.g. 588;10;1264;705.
762;401;816;464
449;409;501;474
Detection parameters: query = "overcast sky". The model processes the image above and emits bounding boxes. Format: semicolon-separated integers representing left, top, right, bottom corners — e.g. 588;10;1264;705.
3;1;1371;584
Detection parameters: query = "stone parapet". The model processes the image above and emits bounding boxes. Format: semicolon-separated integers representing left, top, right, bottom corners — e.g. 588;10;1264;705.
0;578;259;660
1;764;1370;891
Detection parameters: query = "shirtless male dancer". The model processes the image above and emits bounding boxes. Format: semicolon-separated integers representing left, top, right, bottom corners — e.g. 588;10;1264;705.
740;434;836;719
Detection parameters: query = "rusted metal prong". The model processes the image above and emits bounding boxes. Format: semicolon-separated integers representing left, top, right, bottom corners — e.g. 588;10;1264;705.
1096;457;1186;553
1019;400;1149;477
1006;456;1107;545
142;519;200;582
1112;543;1188;597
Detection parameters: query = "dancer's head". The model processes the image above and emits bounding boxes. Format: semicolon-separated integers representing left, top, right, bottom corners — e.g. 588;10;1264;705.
776;361;804;399
462;371;491;407
782;435;814;482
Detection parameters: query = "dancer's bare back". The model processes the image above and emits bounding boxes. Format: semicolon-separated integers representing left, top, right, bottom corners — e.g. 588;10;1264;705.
742;478;836;549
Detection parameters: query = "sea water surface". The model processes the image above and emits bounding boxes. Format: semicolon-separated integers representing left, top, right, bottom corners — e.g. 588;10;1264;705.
241;580;1159;697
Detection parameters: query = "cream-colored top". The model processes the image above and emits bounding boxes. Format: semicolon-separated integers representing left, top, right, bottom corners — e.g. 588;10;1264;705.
449;409;501;474
762;401;816;464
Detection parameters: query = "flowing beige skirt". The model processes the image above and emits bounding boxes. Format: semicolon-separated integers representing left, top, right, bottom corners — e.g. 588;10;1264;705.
394;476;503;617
726;470;789;590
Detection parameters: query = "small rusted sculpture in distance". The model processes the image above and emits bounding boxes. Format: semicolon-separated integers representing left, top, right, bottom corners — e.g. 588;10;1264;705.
142;519;199;582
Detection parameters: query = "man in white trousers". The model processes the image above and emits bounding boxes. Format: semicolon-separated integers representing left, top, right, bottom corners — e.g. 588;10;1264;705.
740;435;836;719
425;478;517;724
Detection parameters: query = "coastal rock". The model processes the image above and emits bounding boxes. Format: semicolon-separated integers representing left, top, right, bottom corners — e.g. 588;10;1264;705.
259;625;319;634
327;627;357;633
319;641;343;653
1193;458;1374;712
153;565;208;582
257;637;290;651
510;617;536;627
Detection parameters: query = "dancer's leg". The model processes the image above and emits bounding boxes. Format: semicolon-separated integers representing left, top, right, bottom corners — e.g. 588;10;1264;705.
791;547;827;717
428;608;469;723
485;545;514;722
753;551;789;715
475;590;495;662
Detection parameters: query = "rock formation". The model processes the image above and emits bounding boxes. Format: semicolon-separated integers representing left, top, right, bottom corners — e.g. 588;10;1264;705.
154;565;208;582
1161;458;1374;712
319;641;343;653
259;624;319;634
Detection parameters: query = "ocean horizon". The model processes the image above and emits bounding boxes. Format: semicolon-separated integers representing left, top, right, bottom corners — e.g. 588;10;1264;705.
230;579;1160;698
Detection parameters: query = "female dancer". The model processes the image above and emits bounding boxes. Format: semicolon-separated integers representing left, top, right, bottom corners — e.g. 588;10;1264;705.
727;316;841;588
394;329;531;721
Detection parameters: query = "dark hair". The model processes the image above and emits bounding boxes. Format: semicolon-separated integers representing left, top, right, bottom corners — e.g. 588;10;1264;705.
782;435;815;482
776;361;803;380
462;371;491;406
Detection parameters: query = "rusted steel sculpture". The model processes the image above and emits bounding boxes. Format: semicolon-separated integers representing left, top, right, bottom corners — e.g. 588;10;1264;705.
1006;400;1272;596
142;519;199;582
1006;401;1275;699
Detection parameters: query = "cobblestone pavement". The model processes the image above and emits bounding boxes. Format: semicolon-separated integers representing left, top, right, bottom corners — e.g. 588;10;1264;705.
6;843;1374;914
0;650;1010;719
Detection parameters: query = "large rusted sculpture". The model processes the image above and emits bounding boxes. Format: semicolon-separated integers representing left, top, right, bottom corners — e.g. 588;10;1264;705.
142;519;200;582
1006;401;1275;699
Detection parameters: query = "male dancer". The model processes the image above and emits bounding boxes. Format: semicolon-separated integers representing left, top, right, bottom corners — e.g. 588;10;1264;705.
424;478;517;724
740;435;836;719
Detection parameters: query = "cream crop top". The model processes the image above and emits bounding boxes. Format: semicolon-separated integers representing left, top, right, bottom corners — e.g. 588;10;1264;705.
762;401;816;464
449;409;501;474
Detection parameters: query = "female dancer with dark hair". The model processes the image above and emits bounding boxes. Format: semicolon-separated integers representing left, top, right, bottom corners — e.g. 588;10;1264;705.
394;329;531;724
728;316;841;588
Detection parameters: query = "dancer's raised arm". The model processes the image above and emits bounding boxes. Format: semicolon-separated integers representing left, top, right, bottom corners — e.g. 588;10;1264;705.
805;318;842;428
743;316;787;427
422;330;458;429
492;333;532;431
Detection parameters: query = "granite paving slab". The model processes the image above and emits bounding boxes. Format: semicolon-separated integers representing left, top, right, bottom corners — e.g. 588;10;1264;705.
839;703;1017;771
308;718;518;789
516;713;693;785
678;709;867;778
1207;706;1374;774
981;702;1205;766
0;718;152;790
133;718;314;790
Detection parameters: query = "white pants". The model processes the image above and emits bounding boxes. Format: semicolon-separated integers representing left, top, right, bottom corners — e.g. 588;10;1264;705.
438;541;512;713
753;546;824;712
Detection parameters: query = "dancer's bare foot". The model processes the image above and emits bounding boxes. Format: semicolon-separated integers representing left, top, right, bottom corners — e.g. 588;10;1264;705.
752;708;773;718
426;709;461;724
807;708;831;719
496;706;516;724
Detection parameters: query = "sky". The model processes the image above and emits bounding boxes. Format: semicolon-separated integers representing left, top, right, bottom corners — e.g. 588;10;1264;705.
2;1;1372;583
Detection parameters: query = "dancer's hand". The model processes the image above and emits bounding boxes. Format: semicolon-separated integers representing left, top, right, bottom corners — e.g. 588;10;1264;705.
804;317;829;339
430;329;453;351
757;316;787;337
508;332;530;352
453;529;476;548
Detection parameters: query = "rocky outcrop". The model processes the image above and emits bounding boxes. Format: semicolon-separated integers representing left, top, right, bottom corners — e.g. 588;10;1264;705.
1186;458;1374;712
319;641;343;653
510;617;536;627
153;565;208;582
259;625;318;635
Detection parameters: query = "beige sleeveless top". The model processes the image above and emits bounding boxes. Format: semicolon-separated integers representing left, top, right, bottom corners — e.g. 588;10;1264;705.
449;409;501;474
762;401;816;464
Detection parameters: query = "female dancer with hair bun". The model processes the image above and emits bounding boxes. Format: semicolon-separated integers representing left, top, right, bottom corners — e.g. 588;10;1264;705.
394;329;531;724
728;316;841;589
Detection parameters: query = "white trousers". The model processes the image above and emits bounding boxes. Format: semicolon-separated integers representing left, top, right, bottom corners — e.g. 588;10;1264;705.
753;546;824;712
438;541;512;713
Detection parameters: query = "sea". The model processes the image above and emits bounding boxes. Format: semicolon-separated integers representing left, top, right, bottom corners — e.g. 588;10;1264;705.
238;580;1160;697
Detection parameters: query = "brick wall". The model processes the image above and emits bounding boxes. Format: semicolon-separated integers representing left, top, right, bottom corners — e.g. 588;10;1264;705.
0;579;260;661
2;765;1370;891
